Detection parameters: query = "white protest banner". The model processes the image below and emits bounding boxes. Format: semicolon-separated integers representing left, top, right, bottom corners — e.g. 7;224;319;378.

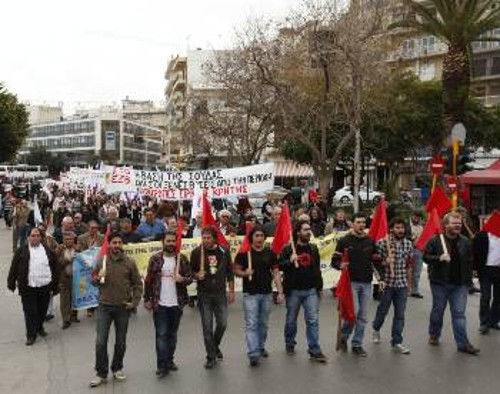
68;168;108;191
105;162;275;200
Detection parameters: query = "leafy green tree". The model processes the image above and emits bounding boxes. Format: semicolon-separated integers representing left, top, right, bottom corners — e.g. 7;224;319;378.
393;0;500;138
25;146;66;177
366;72;500;196
0;83;29;163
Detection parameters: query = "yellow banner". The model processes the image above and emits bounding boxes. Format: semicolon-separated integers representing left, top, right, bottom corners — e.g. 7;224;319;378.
124;232;346;290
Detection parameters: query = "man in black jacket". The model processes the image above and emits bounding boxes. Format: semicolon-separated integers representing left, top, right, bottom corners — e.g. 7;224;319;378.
190;226;235;369
424;212;479;355
473;228;500;334
280;220;327;363
7;227;59;345
332;213;380;357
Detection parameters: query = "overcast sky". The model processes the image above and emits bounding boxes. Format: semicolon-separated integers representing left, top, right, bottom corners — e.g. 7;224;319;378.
0;0;300;109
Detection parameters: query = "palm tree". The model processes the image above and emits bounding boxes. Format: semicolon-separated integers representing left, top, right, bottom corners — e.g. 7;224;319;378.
392;0;500;139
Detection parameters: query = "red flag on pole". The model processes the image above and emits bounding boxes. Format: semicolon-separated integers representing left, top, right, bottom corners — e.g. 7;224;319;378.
368;197;388;241
483;210;500;237
175;217;184;253
99;224;111;259
201;192;229;248
271;202;292;255
415;208;442;251
238;222;252;254
425;185;452;217
335;254;355;323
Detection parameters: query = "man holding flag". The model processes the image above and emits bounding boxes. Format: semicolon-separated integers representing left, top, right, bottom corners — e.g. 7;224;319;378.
190;226;235;369
332;213;380;357
473;211;500;334
89;231;143;387
143;230;192;378
424;212;479;355
371;217;414;355
278;219;327;363
234;225;284;367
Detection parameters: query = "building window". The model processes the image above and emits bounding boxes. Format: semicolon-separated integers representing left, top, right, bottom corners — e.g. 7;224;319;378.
402;39;415;57
491;57;500;76
419;63;436;81
421;36;435;54
473;58;488;77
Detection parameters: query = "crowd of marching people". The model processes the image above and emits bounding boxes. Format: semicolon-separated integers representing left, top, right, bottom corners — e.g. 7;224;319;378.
4;183;500;388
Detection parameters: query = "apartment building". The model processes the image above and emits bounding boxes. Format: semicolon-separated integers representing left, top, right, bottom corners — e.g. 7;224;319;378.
389;1;500;106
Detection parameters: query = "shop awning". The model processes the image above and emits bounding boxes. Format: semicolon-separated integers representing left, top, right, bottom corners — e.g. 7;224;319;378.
460;160;500;185
274;161;315;178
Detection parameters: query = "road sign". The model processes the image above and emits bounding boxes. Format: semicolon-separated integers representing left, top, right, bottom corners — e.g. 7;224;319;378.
429;155;445;176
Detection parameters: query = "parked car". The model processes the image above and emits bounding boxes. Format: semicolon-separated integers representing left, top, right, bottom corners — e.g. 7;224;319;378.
333;186;384;204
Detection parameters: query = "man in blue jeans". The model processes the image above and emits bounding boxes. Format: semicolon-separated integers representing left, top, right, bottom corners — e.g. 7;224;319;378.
234;226;284;366
424;212;479;355
372;218;413;354
280;220;327;363
332;213;380;357
143;231;193;378
89;232;143;387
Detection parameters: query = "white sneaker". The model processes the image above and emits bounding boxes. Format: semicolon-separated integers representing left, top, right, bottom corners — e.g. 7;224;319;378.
113;370;127;381
89;376;105;388
372;330;381;344
393;343;410;354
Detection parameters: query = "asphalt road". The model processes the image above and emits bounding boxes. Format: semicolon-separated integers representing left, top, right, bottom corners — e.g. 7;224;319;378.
1;222;499;394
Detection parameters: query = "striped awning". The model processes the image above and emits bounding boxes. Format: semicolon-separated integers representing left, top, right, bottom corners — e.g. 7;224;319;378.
274;161;315;178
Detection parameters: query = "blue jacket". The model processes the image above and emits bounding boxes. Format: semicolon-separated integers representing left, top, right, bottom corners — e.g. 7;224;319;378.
136;219;165;241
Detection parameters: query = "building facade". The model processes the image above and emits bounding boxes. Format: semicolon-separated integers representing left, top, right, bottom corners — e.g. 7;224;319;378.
20;99;166;168
165;50;230;169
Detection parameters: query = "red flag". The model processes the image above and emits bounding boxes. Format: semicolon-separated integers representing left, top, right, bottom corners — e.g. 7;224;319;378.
272;202;292;255
415;208;442;251
368;197;388;241
99;224;112;258
335;267;355;323
483;210;500;237
238;222;252;254
175;217;183;253
201;192;229;248
426;185;452;217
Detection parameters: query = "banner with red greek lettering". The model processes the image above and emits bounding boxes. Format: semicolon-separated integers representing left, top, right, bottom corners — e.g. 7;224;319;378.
104;163;274;200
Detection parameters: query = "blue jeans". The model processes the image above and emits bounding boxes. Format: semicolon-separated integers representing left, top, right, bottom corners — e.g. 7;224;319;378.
243;293;272;359
412;249;424;294
429;284;470;349
284;288;322;355
342;282;371;347
95;304;130;378
372;286;408;345
198;294;227;361
153;306;182;371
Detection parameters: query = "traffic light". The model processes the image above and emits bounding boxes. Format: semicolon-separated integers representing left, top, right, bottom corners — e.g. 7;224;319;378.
457;148;473;175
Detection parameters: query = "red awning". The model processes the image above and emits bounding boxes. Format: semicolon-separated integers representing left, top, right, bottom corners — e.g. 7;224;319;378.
460;159;500;185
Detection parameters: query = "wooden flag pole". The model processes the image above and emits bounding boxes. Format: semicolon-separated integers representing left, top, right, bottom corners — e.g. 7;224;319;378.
200;243;205;276
385;234;395;278
100;255;107;284
290;230;299;268
247;250;253;281
439;234;449;257
335;300;343;351
431;175;437;194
